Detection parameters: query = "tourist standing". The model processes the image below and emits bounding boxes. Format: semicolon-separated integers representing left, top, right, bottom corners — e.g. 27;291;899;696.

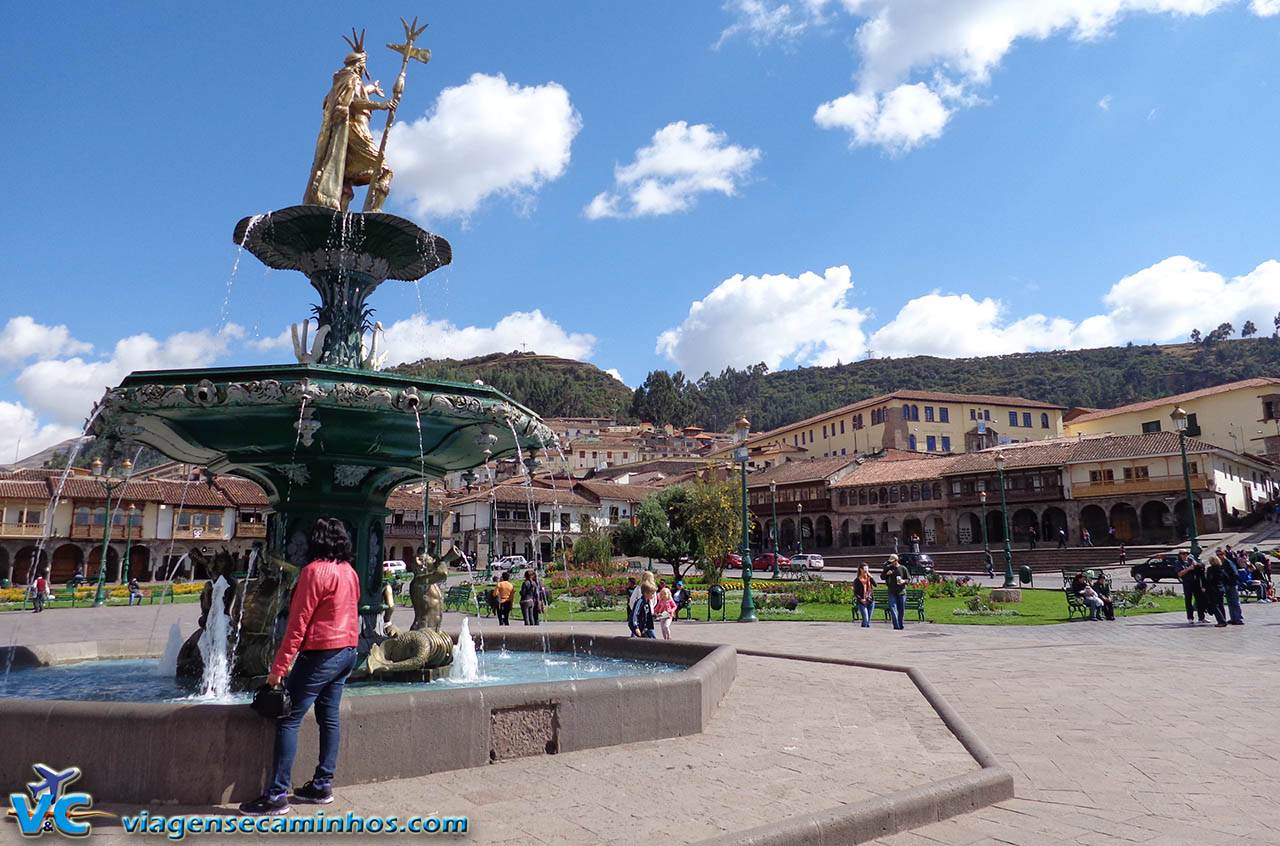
881;555;909;630
31;572;49;613
1176;551;1207;625
1117;544;1127;568
631;582;656;638
654;586;677;639
495;571;514;626
671;580;691;619
240;518;359;815
1082;528;1093;547
1027;524;1038;550
1203;557;1230;627
853;564;876;627
1057;528;1068;549
519;569;541;626
1219;554;1245;625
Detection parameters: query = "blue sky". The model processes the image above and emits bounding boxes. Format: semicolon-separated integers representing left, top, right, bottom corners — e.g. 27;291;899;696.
3;0;1279;461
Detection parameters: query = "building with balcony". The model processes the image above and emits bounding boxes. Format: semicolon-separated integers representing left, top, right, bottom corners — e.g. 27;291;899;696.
831;454;959;550
1063;377;1280;462
746;455;862;553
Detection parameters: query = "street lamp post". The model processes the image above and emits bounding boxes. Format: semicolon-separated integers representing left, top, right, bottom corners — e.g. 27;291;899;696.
90;457;133;607
486;490;497;581
979;488;990;562
796;502;803;556
994;450;1015;587
120;504;137;585
1171;407;1203;558
734;415;756;622
770;480;779;579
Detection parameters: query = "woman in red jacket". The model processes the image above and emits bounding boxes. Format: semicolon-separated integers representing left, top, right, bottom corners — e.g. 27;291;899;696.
240;518;360;815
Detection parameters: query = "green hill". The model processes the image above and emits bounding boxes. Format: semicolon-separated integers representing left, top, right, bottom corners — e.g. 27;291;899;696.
630;337;1280;433
389;352;634;419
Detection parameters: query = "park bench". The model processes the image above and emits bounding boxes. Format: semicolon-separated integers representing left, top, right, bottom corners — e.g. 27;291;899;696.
1061;568;1123;619
871;588;926;622
443;584;474;612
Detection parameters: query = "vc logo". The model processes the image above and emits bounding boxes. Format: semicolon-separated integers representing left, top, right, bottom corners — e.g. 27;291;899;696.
6;764;113;838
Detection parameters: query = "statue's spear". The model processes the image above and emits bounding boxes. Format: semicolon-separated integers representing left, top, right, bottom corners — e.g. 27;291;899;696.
363;16;431;212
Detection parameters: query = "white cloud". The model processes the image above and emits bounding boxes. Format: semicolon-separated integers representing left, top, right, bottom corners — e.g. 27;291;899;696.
604;368;627;386
814;83;951;153
721;1;1258;152
0;316;93;364
0;401;82;467
246;326;293;354
379;310;596;365
655;266;869;374
1098;94;1113;110
14;325;244;426
387;73;581;220
867;256;1280;357
587;122;761;219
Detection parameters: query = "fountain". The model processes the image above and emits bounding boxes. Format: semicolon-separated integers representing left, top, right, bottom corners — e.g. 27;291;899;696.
0;19;736;806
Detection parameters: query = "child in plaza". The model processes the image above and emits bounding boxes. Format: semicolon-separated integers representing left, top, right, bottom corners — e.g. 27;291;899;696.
653;586;677;639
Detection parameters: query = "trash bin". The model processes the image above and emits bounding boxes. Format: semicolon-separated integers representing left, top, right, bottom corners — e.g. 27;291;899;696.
1019;565;1034;586
708;584;725;611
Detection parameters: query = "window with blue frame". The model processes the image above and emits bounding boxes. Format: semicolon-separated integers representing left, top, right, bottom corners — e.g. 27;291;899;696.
909;434;917;450
1009;411;1018;427
940;408;949;423
941;436;951;452
927;435;937;451
1022;412;1031;428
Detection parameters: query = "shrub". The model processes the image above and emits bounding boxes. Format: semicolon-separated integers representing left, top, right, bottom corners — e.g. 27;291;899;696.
756;592;799;611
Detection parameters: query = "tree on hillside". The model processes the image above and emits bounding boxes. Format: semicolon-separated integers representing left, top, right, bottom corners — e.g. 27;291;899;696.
1203;322;1234;345
1275;311;1280;337
1190;328;1202;344
1242;320;1257;338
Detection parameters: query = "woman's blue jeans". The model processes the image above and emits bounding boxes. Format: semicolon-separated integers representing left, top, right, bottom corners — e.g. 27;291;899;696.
268;646;358;796
857;600;874;627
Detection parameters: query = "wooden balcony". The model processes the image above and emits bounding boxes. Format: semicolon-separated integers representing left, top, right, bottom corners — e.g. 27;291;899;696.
235;523;267;538
1072;473;1209;499
386;521;426;539
69;525;144;540
949;487;1064;507
173;527;225;540
0;522;46;538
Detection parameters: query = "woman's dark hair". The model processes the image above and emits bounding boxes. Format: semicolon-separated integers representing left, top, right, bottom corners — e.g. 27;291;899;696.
307;517;353;563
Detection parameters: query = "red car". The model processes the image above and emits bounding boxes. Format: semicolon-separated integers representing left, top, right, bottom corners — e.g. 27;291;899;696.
752;552;790;571
721;552;743;569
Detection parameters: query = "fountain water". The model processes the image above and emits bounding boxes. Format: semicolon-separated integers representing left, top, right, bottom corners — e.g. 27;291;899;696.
448;617;479;683
156;622;184;677
195;577;232;699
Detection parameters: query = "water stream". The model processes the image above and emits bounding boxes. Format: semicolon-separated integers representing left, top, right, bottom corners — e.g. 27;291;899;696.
448;617;480;683
195;577;232;699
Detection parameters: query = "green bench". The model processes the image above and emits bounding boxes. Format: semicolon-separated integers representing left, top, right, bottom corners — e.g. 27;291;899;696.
443;584;474;612
870;588;925;622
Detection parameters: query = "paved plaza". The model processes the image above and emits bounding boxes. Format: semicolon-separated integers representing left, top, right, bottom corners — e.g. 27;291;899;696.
2;591;1279;844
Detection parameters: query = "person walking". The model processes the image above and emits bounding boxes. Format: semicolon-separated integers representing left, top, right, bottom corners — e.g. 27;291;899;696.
654;586;677;639
240;518;360;815
625;576;639;635
1027;524;1038;551
853;564;876;627
495;571;514;626
519;569;541;626
881;555;909;631
1117;544;1127;568
31;572;49;613
1081;528;1093;547
1057;528;1068;549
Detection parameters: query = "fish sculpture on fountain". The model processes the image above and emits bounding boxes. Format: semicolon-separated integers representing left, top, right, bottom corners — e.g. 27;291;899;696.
89;18;553;684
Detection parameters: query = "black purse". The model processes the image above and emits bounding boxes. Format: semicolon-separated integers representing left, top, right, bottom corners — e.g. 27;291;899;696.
250;684;292;719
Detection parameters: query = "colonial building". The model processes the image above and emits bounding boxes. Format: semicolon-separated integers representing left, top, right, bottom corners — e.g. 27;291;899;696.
1063;377;1280;462
718;390;1066;463
745;455;862;552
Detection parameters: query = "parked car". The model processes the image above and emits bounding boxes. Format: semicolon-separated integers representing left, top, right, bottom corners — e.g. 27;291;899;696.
1131;554;1183;583
496;555;528;571
790;553;824;571
896;552;934;577
752;552;791;571
382;560;407;577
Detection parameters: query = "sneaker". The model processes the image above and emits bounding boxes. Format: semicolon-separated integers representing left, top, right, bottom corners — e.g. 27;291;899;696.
239;793;290;815
292;780;333;804
1215;622;1228;627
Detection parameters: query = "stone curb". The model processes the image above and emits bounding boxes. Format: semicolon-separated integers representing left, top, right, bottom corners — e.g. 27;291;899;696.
699;649;1014;846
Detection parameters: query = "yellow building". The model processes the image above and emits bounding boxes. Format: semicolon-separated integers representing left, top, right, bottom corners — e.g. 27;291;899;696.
721;390;1065;461
1063;377;1280;461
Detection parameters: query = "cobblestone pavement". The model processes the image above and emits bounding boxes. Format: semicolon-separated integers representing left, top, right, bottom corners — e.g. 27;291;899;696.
4;596;1280;844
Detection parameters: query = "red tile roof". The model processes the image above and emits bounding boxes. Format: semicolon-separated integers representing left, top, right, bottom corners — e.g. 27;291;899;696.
574;481;662;503
1066;377;1280;425
942;439;1090;474
0;480;52;499
1063;432;1219;462
152;479;233;508
56;478;161;502
748;456;860;487
212;476;270;507
831;456;959;486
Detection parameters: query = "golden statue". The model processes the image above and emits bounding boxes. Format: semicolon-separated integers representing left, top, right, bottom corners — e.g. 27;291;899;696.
409;551;448;631
303;20;430;212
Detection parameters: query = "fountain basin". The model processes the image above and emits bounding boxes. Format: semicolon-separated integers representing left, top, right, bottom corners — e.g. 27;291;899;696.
0;632;736;805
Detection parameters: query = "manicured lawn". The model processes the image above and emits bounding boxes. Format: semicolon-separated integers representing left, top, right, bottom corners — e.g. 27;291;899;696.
539;588;1185;626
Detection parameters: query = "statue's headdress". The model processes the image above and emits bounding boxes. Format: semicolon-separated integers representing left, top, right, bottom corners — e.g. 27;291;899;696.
342;28;369;78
